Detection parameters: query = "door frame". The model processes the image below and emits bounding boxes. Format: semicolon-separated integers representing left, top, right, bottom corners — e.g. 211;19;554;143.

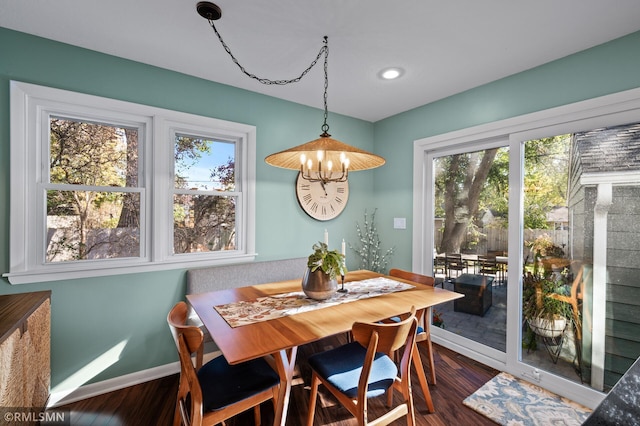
412;87;640;408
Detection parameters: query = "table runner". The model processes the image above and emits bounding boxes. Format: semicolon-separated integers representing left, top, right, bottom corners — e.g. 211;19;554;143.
214;277;414;327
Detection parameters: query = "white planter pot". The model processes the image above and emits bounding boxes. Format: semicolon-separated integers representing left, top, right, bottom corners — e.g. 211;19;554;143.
527;316;567;338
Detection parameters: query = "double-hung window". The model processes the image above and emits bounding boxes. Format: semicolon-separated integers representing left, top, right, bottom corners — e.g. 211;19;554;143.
6;81;256;284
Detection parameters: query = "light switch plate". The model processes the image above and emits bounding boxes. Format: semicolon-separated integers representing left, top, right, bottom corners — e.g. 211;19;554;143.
393;217;406;229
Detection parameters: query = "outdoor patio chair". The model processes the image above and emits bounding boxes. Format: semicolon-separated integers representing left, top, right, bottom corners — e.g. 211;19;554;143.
478;255;500;281
445;253;465;281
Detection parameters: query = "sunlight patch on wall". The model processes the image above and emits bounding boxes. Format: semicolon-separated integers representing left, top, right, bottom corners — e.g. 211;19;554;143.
47;340;127;407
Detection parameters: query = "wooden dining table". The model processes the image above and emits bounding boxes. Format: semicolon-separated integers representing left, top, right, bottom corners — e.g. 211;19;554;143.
186;269;462;426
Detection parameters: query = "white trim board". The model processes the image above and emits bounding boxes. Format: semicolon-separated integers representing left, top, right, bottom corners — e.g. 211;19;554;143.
48;351;220;408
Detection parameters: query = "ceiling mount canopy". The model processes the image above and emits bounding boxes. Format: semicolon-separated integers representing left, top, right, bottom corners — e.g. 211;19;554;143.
197;2;385;185
196;2;221;21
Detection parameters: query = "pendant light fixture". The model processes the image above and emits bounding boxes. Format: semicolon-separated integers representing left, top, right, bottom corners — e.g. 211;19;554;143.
197;2;385;185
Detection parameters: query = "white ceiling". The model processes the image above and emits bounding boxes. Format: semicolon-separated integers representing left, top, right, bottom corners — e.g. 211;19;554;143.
2;1;640;122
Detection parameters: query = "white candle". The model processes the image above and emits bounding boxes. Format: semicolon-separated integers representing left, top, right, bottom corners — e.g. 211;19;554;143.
300;154;306;172
324;229;329;245
341;239;346;256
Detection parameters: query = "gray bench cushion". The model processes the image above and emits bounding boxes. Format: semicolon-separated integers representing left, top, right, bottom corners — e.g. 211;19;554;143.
186;257;308;353
186;257;308;295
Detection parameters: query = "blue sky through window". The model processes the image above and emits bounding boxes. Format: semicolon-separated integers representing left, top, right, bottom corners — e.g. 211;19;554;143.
175;137;235;191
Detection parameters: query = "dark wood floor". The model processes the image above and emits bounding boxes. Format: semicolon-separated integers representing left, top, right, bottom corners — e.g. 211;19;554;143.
53;337;499;425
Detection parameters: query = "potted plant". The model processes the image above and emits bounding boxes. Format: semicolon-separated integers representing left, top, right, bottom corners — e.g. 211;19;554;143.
526;234;568;274
432;310;445;329
522;264;572;349
302;242;347;300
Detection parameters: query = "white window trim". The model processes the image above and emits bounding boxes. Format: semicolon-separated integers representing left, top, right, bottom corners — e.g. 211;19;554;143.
6;81;256;284
412;86;640;409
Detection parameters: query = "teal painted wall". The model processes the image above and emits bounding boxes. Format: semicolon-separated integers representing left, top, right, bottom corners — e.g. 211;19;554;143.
0;28;374;391
2;25;640;395
372;31;640;272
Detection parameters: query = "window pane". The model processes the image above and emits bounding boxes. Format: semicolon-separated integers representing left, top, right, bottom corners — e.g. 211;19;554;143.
46;190;140;262
174;134;235;191
521;134;575;382
432;146;509;352
521;123;640;393
50;117;138;187
173;194;236;253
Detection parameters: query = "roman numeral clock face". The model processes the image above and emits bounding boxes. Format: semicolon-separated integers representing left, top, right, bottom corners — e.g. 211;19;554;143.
295;172;349;221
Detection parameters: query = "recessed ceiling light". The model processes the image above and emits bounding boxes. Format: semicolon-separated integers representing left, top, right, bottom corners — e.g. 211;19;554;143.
379;67;404;80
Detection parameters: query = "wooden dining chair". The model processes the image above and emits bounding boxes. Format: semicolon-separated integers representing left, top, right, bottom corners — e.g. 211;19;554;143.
386;269;437;414
167;302;280;426
306;307;419;426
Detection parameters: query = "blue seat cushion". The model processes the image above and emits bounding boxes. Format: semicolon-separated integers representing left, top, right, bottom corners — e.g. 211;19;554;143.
198;355;279;411
389;316;424;334
308;341;398;399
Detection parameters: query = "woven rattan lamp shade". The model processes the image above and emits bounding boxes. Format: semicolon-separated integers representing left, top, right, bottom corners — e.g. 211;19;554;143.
265;134;385;171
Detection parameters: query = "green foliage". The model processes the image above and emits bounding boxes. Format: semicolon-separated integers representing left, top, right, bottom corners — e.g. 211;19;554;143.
435;148;500;253
522;269;571;321
49;118;127;187
522;325;539;350
483;147;510;222
349;209;394;273
48;118;128;220
211;160;235;191
174;135;211;188
521;238;571;350
434;135;570;253
521;268;572;350
307;242;347;280
48;118;134;260
47;121;237;260
173;142;237;253
523;135;570;229
483;136;569;229
526;233;565;259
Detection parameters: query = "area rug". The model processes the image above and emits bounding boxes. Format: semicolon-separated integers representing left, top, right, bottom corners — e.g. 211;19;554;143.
463;372;592;425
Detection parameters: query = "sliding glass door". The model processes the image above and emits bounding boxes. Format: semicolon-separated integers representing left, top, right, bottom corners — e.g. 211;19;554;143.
518;123;640;395
413;88;640;408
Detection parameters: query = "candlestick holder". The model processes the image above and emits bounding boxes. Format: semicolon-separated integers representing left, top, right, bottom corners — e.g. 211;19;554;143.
338;274;348;293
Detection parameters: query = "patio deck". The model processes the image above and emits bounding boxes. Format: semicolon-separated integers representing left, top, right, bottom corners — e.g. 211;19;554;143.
435;272;583;384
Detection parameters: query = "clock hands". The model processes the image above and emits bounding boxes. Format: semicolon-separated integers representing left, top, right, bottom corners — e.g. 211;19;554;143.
319;180;328;196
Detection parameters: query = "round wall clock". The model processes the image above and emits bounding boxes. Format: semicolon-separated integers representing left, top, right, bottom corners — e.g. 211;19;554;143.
295;172;349;221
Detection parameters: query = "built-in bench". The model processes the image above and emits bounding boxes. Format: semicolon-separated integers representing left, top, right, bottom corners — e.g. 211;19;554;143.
186;257;308;352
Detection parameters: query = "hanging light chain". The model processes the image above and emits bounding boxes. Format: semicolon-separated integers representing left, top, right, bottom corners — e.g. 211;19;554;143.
200;10;364;183
206;19;328;86
321;36;330;135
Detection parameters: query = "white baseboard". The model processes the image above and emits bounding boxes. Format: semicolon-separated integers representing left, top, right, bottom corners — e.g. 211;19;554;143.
48;350;221;408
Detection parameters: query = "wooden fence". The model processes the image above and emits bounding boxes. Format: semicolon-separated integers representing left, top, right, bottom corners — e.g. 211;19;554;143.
435;227;569;258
